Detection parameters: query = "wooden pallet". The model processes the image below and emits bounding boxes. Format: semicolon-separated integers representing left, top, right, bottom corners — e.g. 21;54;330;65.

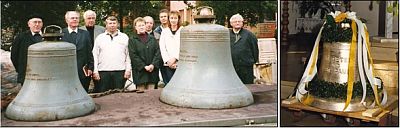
281;95;398;126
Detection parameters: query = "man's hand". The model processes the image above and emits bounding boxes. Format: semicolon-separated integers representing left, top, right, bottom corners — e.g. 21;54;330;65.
124;71;131;79
93;72;100;80
86;70;93;77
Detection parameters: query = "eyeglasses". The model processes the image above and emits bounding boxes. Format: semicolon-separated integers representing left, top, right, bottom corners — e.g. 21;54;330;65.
69;17;79;20
31;20;43;24
231;21;243;23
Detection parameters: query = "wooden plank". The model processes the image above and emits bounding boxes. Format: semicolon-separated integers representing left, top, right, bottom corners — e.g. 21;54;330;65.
281;95;398;123
362;108;383;118
281;98;298;105
288;107;301;111
280;80;297;87
282;102;381;122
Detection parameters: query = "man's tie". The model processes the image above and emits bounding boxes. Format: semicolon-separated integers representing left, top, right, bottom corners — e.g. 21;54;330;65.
235;33;240;43
33;32;42;42
71;31;77;44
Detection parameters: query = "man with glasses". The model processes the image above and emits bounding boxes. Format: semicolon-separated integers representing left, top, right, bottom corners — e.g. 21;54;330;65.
62;11;94;92
11;14;44;85
229;13;259;84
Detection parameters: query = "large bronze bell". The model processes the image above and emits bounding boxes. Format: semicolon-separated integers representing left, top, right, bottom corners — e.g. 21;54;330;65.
305;42;374;112
160;7;254;109
318;42;360;83
5;25;95;121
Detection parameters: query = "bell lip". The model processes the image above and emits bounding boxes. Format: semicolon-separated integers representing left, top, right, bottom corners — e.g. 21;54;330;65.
159;86;254;109
299;94;375;112
5;100;96;121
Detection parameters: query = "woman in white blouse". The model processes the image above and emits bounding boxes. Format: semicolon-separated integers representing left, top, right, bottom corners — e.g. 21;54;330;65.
159;10;183;85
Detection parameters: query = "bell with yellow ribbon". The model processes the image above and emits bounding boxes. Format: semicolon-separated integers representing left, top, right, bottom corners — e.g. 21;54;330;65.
294;11;387;112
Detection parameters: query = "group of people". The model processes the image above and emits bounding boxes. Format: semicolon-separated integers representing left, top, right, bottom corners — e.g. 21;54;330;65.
11;9;259;94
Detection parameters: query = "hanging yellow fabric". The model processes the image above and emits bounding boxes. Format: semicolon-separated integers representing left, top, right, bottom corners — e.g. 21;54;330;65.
302;91;314;105
343;20;357;111
364;27;374;75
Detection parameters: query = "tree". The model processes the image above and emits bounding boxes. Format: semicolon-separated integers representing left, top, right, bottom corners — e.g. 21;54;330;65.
1;1;79;33
1;1;79;50
195;1;277;27
1;1;165;50
76;1;164;37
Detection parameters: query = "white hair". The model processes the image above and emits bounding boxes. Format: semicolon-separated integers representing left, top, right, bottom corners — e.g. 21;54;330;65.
65;11;79;20
143;16;154;23
83;10;96;19
230;13;244;22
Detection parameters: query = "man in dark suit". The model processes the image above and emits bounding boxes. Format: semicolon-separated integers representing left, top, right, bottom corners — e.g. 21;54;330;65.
61;11;94;92
79;10;105;92
229;13;259;84
11;14;44;85
79;10;105;49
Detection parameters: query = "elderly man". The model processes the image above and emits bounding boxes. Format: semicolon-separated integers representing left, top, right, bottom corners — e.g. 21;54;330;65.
11;14;44;85
143;16;155;36
61;11;94;92
229;13;259;84
92;16;131;93
79;10;105;49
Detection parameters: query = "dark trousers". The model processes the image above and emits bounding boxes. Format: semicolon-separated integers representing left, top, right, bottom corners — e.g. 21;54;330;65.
79;76;91;92
94;70;126;93
160;66;168;84
162;66;176;86
234;65;254;84
17;74;25;86
18;77;24;86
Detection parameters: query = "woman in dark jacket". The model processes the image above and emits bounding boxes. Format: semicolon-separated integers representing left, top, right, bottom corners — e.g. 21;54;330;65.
128;17;161;92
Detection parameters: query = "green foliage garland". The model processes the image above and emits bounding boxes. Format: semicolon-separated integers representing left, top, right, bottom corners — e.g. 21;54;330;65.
320;13;368;43
308;78;383;99
321;15;353;42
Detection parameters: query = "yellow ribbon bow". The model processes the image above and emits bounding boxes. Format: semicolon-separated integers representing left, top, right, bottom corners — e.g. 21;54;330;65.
335;13;348;23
